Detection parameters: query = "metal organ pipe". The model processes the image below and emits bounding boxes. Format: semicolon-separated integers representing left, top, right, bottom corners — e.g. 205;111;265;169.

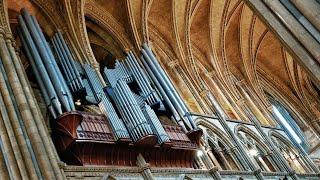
56;31;83;90
141;44;197;129
126;52;160;106
30;16;75;111
83;64;130;141
104;66;156;143
140;56;183;129
116;81;153;137
142;104;170;144
17;16;63;116
51;37;76;92
141;49;192;130
18;29;58;119
53;33;82;91
20;9;73;112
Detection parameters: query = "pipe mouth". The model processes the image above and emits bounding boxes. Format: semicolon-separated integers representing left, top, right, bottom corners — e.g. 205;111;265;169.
135;134;158;146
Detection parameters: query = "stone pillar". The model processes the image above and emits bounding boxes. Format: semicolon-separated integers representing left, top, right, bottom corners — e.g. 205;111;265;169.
0;27;65;179
0;145;10;180
256;154;270;171
136;154;154;180
236;80;300;179
214;147;232;170
226;147;244;171
290;0;320;32
262;0;320;62
207;148;222;170
0;95;24;178
244;0;320;88
169;61;210;114
199;146;216;169
209;167;222;180
203;90;264;179
6;33;65;179
206;72;247;120
265;152;281;172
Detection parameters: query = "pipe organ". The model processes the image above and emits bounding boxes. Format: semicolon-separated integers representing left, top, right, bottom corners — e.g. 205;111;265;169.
17;8;202;168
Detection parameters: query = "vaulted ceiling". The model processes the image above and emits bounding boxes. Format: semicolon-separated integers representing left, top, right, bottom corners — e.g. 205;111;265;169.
6;0;320;120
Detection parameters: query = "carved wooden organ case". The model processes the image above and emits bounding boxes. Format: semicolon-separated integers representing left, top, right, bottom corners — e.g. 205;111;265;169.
17;9;202;168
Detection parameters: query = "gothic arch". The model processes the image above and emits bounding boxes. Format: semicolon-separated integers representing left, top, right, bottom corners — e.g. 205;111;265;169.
235;125;270;154
269;131;299;154
269;130;311;173
84;3;132;51
196;118;242;170
235;125;277;172
196;119;234;148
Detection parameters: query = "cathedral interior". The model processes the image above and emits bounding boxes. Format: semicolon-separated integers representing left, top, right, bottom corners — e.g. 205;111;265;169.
0;0;320;179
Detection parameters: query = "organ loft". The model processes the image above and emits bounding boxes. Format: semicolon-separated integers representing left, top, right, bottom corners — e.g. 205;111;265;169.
0;0;319;179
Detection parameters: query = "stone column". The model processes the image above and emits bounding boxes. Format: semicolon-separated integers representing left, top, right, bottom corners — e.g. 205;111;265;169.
214;147;232;170
262;0;320;62
225;147;244;171
236;80;300;179
203;90;264;179
256;154;270;171
0;95;23;178
6;33;65;179
0;145;10;180
244;0;320;88
209;167;222;180
290;0;320;31
136;154;154;180
169;61;211;114
207;148;222;170
0;29;62;179
206;72;247;120
200;146;216;169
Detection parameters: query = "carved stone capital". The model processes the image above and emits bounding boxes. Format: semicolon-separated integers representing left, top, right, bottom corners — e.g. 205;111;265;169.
0;27;5;36
235;79;246;87
236;98;246;105
209;166;219;173
167;60;179;68
4;33;13;42
200;90;210;98
206;71;216;77
253;169;262;175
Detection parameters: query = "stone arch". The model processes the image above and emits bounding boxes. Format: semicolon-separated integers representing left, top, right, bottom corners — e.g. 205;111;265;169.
235;125;277;172
196;118;242;170
269;130;312;173
265;92;315;152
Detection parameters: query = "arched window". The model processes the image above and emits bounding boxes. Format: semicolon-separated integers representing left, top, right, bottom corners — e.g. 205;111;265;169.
198;124;241;170
237;130;277;172
271;134;310;173
266;93;309;151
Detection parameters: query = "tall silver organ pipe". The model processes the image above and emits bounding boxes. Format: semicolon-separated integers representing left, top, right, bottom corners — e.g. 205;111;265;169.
83;64;130;141
19;9;74;112
51;37;77;92
51;32;83;93
18;29;58;119
104;67;155;142
18;14;64;116
125;52;162;107
30;16;75;112
141;43;197;130
142;104;170;144
140;55;183;128
56;31;84;90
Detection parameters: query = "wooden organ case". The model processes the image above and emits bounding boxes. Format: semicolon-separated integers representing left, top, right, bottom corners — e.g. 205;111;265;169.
17;8;202;169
